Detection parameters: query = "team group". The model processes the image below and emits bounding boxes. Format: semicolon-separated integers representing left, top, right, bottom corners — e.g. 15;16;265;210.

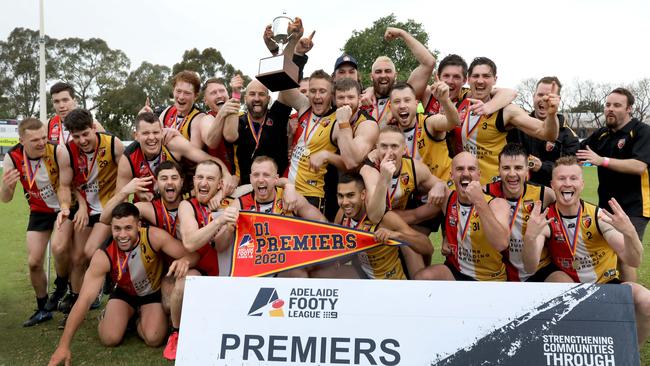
2;18;650;364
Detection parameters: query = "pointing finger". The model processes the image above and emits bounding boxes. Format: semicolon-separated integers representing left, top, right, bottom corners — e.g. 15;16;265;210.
307;30;315;41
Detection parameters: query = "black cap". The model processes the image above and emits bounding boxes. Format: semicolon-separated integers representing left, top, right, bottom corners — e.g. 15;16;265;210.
334;54;358;71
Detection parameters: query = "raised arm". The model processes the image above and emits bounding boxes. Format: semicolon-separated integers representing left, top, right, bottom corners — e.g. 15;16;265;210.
599;198;644;268
425;78;460;132
505;83;560;141
385;27;435;101
335;107;379;170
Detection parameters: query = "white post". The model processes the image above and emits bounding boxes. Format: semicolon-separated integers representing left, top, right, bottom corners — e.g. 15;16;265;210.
39;0;51;291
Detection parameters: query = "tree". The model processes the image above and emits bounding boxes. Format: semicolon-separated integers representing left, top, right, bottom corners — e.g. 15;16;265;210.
171;47;251;89
96;62;172;139
0;28;57;118
566;79;611;130
514;78;537;112
52;37;130;111
342;14;436;88
629;78;650;123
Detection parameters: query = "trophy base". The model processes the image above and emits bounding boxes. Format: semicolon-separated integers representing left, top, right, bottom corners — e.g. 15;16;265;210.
256;55;299;92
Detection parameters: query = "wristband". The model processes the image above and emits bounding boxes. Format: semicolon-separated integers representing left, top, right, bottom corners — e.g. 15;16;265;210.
338;121;351;129
602;157;610;168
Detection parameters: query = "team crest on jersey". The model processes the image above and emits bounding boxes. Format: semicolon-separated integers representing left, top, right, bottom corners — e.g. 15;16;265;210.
139;161;148;175
266;119;274;126
582;215;592;229
617;138;626;149
524;200;535;213
400;173;409;186
98;147;106;158
546;142;555;151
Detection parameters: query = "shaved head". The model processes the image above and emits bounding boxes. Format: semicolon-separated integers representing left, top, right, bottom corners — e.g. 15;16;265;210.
452;152;478;169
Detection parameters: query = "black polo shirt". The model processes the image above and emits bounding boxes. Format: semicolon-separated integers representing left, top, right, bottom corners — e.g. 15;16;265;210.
233;101;291;184
580;118;650;218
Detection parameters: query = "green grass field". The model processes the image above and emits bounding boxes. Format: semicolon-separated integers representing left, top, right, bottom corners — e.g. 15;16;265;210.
0;167;648;365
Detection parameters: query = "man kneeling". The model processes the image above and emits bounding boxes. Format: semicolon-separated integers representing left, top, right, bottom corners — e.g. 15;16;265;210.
48;203;196;365
523;156;650;346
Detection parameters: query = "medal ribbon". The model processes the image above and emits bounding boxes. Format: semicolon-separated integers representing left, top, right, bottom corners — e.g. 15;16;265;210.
199;203;213;227
386;176;399;211
247;113;267;157
375;99;391;123
509;196;523;230
345;213;367;229
302;112;322;148
161;201;177;236
406;122;420;158
464;112;481;139
80;136;100;183
459;205;475;241
555;204;582;256
22;149;41;189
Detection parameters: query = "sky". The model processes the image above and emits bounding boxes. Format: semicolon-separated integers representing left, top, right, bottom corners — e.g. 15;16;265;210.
1;0;648;90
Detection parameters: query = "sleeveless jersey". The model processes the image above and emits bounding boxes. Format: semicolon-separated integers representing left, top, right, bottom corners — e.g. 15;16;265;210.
104;227;163;297
67;132;118;215
485;181;551;281
545;201;619;283
341;214;407;280
124;141;179;198
403;113;452;182
151;198;179;238
7;143;60;213
161;105;203;141
361;97;392;128
462;108;507;185
444;191;507;281
187;198;220;276
238;187;292;215
286;108;337;198
47;115;70;145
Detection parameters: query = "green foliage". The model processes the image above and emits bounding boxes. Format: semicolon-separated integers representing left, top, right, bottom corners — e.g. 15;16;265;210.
96;62;172;139
0;28;57;118
52;37;130;111
342;14;436;87
171;47;251;89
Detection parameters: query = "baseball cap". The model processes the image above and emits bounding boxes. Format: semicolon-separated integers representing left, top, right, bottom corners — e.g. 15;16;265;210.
334;54;358;71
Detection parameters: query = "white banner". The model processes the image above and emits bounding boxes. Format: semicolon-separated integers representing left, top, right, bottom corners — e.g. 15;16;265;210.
177;277;639;366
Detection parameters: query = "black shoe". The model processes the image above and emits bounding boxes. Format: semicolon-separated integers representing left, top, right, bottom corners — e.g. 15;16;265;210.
23;309;52;327
58;293;76;314
44;289;67;312
58;313;68;330
90;292;103;310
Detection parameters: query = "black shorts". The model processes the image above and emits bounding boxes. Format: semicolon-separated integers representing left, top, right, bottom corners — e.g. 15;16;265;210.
444;261;476;281
109;287;161;309
27;212;57;231
525;262;563;282
88;213;101;227
304;196;325;214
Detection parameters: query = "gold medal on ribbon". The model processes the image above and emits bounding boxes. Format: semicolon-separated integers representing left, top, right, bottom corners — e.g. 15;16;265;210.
302;148;311;157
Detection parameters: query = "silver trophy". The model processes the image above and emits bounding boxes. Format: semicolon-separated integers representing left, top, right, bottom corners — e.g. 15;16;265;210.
256;14;300;92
